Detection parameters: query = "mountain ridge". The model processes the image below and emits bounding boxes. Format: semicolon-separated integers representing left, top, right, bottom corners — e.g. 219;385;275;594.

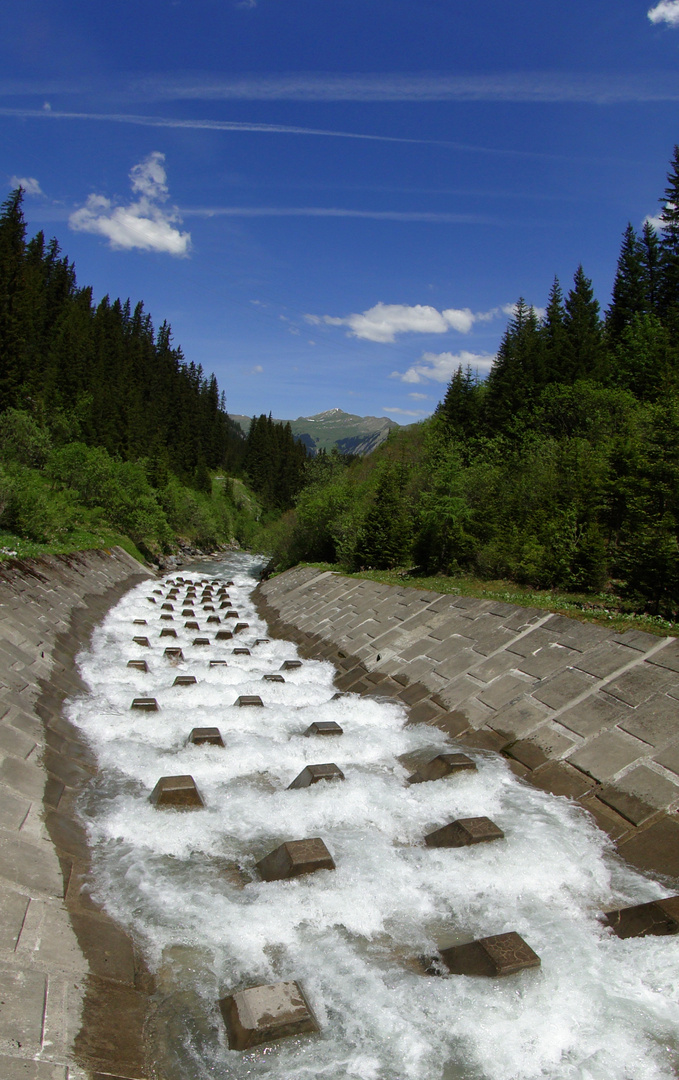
229;408;402;456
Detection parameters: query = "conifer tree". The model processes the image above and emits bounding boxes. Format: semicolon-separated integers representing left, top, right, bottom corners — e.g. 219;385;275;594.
606;224;648;343
541;276;567;382
562;265;603;381
483;298;542;429
658;144;679;327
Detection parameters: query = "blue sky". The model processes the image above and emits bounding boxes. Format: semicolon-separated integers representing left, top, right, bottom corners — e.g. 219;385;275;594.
3;1;679;424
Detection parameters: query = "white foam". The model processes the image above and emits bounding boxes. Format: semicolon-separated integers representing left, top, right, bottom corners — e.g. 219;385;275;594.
67;554;679;1080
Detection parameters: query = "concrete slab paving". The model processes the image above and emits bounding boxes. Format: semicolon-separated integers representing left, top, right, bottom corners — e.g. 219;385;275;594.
568;731;651;782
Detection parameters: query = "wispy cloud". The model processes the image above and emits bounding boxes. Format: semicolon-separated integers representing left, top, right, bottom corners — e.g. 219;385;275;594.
137;71;679;105
9;175;43;196
382;406;431;418
408;392;429;400
391;350;496;384
69;152;191;255
306;302;503;344
648;1;679;26
185;207;486;224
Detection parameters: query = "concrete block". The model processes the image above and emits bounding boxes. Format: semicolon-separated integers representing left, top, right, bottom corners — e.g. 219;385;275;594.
161;603;174;611
256;837;335;880
160;614;174;621
304;721;343;736
606;664;672;707
598;766;679;823
532;669;596;709
408;753;476;784
209;660;228;667
131;698;158;711
489;698;548;740
189;727;224;747
438;932;540;977
164;647;184;660
568;731;648;782
132;636;150;647
132;619;147;625
288;763;345;788
516;645;575;680
281;660;303;670
617;816;679;878
0;787;32;831
0;835;65;897
477;674;535;711
192;638;210;646
215;630;233;640
604;896;679;938
207;616;220;624
0;884;30;951
149;775;204;809
263;673;285;682
203;605;215;612
647;638;679;673
236;695;262;707
182;609;195;616
617;698;679;749
234;623;249;633
173;676;197;686
127;660;148;672
219;980;318;1050
655;741;679;776
160;628;177;638
233;647;250;656
558;694;629;738
185;621;200;630
425;816;504;847
573;642;636;679
222;608;239;616
0;962;47;1055
255;638;270;645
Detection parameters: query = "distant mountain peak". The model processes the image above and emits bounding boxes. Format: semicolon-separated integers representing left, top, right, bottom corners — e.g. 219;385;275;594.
228;408;402;456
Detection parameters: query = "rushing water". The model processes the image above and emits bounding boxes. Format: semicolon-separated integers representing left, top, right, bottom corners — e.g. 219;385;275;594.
67;554;679;1080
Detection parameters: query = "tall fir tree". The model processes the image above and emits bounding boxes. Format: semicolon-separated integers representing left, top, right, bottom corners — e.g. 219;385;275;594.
562;265;603;381
658;144;679;328
606;224;649;344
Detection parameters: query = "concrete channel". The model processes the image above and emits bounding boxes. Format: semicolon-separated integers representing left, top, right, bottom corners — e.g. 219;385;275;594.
0;552;678;1078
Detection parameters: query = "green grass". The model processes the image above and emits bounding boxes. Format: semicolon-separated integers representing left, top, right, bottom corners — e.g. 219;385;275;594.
288;562;679;637
0;528;146;564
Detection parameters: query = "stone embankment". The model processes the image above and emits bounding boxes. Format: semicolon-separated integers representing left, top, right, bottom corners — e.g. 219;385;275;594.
0;547;154;1080
256;566;679;883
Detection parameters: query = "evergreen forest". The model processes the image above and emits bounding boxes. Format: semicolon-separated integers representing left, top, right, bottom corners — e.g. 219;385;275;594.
264;146;679;620
0;188;308;561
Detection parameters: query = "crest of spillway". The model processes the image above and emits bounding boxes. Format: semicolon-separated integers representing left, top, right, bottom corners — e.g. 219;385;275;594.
68;553;679;1080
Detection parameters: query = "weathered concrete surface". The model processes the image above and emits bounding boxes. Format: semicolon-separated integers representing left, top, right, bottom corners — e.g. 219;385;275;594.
255;567;679;883
0;548;155;1080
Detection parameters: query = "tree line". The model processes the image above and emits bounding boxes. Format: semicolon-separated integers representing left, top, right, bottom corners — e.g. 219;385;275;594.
268;145;679;618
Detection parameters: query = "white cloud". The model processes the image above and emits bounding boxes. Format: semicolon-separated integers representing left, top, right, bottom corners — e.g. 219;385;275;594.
69;152;190;256
9;175;43;196
408;392;429;400
391;350;496;384
645;203;675;231
648;1;679;26
249;364;264;374
308;302;502;344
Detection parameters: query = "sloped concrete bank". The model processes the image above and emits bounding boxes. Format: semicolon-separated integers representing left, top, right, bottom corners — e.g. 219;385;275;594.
0;547;155;1080
255;566;679;884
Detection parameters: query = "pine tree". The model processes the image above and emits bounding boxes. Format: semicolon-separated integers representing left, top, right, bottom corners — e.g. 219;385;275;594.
641;220;661;314
0;188;27;409
541;276;567;382
658;144;679;327
562;265;603;381
483;299;543;429
439;364;479;437
606;224;648;343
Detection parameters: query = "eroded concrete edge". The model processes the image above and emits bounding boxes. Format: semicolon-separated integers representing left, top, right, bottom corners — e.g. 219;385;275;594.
254;567;679;886
0;547;156;1080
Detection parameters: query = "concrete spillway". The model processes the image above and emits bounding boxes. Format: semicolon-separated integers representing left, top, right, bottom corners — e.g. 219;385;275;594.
1;550;678;1079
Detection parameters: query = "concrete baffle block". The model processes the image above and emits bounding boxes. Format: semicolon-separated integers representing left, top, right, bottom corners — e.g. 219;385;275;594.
281;660;303;671
234;622;250;633
153;589;162;595
133;618;147;625
133;636;150;647
236;695;263;707
216;630;233;640
210;660;228;667
193;637;210;646
219;981;319;1051
604;896;679;938
304;721;343;737
174;675;197;686
288;763;345;789
164;647;184;660
203;605;215;612
161;603;174;610
182;609;195;616
256;837;335;881
146;597;157;604
185;621;200;630
131;697;159;711
223;608;239;617
408;753;477;784
425;816;504;848
255;638;270;645
225;580;234;586
233;647;251;656
207;616;220;624
439;932;540;976
264;673;285;683
150;774;204;809
160;614;174;621
127;659;148;672
160;628;178;638
189;727;225;747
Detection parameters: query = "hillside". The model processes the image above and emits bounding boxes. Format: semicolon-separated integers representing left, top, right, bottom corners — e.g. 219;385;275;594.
230;408;400;456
